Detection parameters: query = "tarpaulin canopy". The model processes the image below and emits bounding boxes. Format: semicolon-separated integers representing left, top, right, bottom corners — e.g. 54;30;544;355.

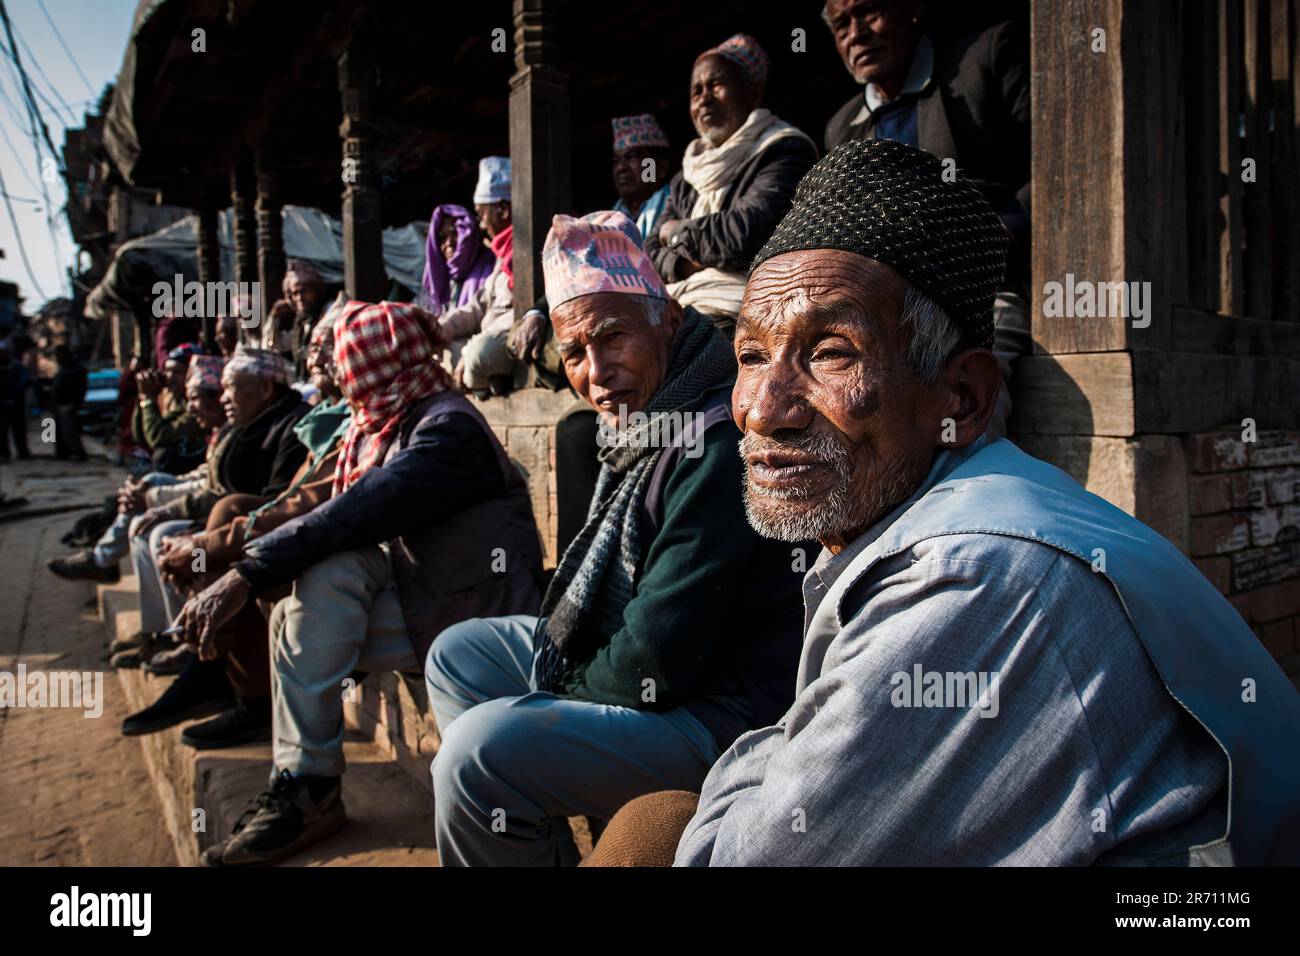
85;205;427;321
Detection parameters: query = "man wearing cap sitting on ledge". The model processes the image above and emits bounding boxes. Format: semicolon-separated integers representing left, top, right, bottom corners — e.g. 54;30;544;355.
424;210;810;866
589;139;1300;867
181;302;544;866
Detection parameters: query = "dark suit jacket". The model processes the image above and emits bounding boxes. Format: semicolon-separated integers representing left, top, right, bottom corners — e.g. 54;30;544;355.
645;134;819;281
825;22;1030;286
177;390;310;521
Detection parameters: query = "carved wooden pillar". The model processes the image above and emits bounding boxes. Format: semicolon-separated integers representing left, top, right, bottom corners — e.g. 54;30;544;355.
508;0;571;319
196;201;221;348
231;152;257;293
255;147;285;332
338;29;384;301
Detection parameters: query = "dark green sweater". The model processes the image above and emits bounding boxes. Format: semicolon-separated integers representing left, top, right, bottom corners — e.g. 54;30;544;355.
565;416;809;752
132;398;207;473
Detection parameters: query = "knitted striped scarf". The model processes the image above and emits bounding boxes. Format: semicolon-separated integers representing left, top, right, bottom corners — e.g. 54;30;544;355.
535;310;735;694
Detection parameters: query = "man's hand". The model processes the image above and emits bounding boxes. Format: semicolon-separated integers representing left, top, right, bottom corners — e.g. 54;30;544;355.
178;569;251;660
132;505;174;539
136;369;163;401
657;218;682;246
118;476;147;512
452;360;467;393
510;310;548;363
157;534;196;588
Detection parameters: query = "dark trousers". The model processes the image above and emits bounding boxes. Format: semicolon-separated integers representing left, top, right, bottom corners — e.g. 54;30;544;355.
52;404;85;459
0;400;29;458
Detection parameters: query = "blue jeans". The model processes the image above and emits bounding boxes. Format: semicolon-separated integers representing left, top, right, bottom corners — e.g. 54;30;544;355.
425;614;720;866
91;472;182;568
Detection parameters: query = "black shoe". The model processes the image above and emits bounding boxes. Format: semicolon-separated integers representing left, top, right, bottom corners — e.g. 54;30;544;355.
121;657;234;736
142;644;194;676
109;629;161;655
213;769;346;866
47;549;120;583
181;696;272;750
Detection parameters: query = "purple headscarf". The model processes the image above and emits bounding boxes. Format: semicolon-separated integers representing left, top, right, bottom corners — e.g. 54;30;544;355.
422;204;495;312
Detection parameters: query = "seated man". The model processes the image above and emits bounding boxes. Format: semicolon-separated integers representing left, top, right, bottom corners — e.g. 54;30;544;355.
659;139;1299;866
643;34;817;336
438;157;521;397
132;344;211;474
424;211;809;867
124;319;353;747
184;301;543;866
820;0;1032;438
47;351;224;587
125;348;309;666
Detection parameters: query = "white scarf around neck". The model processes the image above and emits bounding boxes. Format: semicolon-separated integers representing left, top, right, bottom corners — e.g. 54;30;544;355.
681;108;814;216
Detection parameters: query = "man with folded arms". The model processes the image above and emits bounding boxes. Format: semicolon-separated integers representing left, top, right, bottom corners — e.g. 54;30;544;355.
601;140;1299;866
425;211;809;867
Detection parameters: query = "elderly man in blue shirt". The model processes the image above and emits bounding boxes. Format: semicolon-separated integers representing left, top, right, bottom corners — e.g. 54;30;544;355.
589;139;1300;867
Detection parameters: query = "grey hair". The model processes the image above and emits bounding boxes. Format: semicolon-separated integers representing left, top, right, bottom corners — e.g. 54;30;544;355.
635;294;667;327
899;284;961;383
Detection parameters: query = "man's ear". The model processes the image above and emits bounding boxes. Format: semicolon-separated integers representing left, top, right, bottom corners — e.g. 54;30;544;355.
663;298;684;336
934;347;1001;448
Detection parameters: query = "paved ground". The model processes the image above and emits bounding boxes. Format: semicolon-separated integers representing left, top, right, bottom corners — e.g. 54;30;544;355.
0;434;177;866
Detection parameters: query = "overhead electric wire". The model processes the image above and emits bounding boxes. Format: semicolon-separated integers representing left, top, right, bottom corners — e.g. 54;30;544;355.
0;161;49;299
0;0;72;295
12;18;77;123
0;115;45;195
0;2;64;169
35;0;94;97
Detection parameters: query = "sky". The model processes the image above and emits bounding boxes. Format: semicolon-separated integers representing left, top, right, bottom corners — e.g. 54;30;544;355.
0;0;137;312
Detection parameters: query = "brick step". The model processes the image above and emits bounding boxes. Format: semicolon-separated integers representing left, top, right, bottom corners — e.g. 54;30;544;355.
98;577;439;866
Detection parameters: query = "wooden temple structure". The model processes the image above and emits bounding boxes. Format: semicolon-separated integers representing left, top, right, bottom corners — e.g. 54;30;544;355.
91;0;1300;665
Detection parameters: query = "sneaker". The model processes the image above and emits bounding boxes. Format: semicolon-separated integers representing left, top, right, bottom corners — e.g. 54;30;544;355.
121;657;234;736
143;643;194;676
181;696;272;750
212;769;346;866
46;549;120;583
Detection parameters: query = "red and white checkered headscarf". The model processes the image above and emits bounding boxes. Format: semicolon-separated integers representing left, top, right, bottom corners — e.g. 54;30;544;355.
331;301;451;495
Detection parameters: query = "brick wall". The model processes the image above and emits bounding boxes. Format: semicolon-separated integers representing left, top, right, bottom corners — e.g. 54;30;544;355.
1186;429;1300;664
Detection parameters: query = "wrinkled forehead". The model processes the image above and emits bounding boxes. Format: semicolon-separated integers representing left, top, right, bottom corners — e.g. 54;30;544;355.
738;250;907;339
692;53;741;85
553;293;650;342
221;365;255;388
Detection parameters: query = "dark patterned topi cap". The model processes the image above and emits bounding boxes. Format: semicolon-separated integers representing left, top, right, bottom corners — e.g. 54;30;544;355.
751;138;1008;350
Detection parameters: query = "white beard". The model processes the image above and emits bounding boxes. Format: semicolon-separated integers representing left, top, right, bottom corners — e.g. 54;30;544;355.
739;429;924;543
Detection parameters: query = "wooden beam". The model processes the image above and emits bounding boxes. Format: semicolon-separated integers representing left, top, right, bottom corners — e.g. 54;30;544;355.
508;0;571;320
1011;352;1136;436
1242;0;1274;319
1216;0;1245;317
1171;306;1300;357
1185;0;1224;313
1030;0;1180;354
1012;348;1300;437
1269;0;1299;318
338;26;385;301
196;201;221;348
1133;351;1300;432
230;151;257;294
255;147;285;329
